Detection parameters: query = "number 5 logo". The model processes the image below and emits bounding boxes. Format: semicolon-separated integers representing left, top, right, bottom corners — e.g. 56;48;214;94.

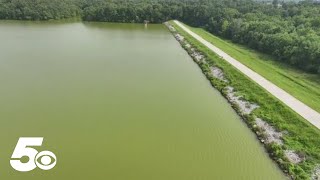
10;137;57;172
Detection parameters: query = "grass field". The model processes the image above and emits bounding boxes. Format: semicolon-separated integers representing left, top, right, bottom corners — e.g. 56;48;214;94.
169;21;320;179
181;23;320;113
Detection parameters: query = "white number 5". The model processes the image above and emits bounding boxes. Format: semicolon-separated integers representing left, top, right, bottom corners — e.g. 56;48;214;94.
10;137;57;172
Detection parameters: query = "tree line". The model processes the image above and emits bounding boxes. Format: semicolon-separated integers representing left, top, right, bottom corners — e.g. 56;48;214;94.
0;0;319;74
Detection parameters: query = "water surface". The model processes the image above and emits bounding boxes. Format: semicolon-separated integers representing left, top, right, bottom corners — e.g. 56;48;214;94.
0;21;284;180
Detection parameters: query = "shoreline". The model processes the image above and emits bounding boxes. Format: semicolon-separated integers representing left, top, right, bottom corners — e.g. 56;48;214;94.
173;20;320;129
165;21;320;180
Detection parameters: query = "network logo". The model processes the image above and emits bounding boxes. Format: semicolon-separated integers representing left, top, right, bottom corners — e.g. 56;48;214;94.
10;137;57;172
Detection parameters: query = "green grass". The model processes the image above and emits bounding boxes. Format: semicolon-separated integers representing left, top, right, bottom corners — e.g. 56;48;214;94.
181;23;320;113
169;21;320;179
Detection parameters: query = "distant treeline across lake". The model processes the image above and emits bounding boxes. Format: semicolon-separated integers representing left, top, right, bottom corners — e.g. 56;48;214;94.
0;0;319;74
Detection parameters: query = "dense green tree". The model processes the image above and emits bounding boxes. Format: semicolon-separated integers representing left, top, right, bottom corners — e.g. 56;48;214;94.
0;0;319;74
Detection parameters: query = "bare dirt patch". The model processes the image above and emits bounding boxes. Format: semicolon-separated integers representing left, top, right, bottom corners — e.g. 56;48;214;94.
284;150;304;164
255;118;283;145
225;86;259;115
210;66;228;82
312;165;320;180
174;34;184;42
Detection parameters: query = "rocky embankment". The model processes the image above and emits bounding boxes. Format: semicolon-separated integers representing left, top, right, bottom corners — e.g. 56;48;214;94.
164;22;315;179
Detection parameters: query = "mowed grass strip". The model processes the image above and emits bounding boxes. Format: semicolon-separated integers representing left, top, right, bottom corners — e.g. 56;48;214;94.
169;21;320;179
181;23;320;113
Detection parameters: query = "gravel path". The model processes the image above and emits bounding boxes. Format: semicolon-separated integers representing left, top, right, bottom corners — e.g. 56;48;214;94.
173;20;320;129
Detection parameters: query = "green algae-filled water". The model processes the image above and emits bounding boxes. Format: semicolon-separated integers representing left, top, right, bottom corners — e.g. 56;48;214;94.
0;21;284;180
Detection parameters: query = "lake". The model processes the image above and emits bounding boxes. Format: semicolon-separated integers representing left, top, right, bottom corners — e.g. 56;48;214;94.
0;21;284;180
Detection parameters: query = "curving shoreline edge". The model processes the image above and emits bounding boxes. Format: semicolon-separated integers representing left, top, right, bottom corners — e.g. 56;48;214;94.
165;21;320;180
